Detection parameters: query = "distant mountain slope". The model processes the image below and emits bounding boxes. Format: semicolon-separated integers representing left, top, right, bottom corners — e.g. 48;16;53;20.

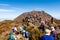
15;11;53;21
54;20;60;25
15;10;60;26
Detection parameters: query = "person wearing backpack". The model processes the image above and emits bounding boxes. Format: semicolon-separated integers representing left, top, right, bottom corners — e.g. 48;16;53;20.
8;32;14;40
19;25;23;34
8;32;17;40
25;31;30;38
23;30;30;40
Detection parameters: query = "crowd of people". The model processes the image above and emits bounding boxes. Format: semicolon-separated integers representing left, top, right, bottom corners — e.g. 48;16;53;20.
8;14;57;40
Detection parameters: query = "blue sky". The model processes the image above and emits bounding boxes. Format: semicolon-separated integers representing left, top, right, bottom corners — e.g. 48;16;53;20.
0;0;60;20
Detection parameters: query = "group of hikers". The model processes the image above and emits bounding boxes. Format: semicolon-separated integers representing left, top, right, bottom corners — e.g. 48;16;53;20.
8;14;57;40
8;25;30;40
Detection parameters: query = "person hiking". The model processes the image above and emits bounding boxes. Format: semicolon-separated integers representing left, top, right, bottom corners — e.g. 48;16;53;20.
32;17;37;25
50;26;56;40
25;17;29;22
39;28;54;40
8;32;17;40
51;17;53;24
24;24;27;30
19;25;23;34
12;26;17;33
8;32;14;40
22;30;30;40
32;20;36;25
39;20;46;31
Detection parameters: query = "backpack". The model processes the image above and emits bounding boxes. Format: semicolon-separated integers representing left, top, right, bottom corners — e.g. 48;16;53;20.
25;31;30;38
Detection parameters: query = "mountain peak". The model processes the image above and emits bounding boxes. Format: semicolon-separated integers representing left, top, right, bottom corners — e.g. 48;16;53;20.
15;10;52;21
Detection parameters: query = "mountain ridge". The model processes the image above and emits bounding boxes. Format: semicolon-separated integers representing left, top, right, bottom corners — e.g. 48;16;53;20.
15;10;53;21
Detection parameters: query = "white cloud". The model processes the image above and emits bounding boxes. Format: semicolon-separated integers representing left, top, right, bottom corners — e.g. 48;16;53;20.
0;9;15;12
0;4;10;6
52;14;60;19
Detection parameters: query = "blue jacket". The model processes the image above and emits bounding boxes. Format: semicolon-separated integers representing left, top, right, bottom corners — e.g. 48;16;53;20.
39;35;54;40
8;32;15;40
